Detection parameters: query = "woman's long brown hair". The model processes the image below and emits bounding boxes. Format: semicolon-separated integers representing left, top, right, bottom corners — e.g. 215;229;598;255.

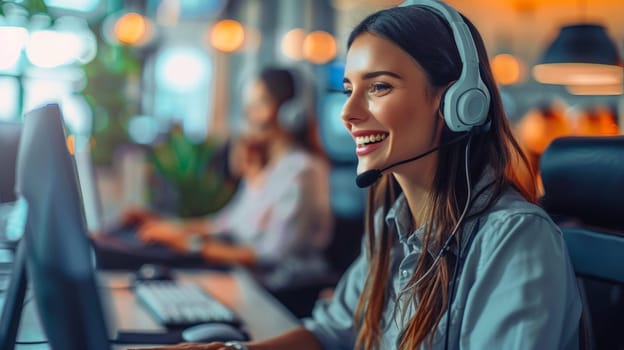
349;6;537;350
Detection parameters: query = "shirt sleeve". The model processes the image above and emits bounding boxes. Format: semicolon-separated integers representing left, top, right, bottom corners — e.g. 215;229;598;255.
460;213;582;350
303;246;368;350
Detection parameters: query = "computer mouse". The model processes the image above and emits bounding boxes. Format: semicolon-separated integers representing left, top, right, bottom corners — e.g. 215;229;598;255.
133;263;174;283
181;323;249;343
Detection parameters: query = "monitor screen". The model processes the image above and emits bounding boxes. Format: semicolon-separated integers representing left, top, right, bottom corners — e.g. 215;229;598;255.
0;122;22;203
12;103;111;349
318;92;356;164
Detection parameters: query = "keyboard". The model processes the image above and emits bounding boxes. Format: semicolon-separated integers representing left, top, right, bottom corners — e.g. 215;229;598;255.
134;280;242;329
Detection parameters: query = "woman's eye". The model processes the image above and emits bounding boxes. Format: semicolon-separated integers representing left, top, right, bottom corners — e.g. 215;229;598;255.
369;83;392;96
342;87;352;97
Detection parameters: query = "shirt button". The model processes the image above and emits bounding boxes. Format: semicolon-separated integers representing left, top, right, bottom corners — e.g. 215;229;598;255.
401;270;410;278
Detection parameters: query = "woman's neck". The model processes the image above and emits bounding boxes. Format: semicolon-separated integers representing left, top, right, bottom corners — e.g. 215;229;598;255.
267;133;292;164
393;161;436;228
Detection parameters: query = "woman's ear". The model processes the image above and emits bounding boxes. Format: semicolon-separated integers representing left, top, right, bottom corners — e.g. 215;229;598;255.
435;81;455;117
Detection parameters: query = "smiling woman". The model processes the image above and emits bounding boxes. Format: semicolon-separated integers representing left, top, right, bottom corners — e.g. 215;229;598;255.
142;1;582;350
341;35;445;179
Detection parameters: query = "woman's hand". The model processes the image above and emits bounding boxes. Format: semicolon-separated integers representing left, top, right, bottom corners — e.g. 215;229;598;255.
182;218;212;236
137;219;190;252
200;241;256;267
121;208;159;227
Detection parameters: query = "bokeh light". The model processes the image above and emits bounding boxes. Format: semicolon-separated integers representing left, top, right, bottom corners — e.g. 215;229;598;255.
491;53;524;85
281;28;306;60
208;19;245;53
45;0;100;12
66;135;75;155
114;12;152;46
303;31;337;64
61;94;93;135
566;83;623;96
26;30;84;68
533;63;623;86
155;47;211;92
128;115;159;145
515;103;572;155
0;26;28;70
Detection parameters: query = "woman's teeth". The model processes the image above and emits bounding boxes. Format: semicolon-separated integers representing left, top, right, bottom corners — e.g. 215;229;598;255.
356;133;387;147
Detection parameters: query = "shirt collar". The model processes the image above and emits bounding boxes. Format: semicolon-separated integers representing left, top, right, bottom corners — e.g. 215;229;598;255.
384;167;498;257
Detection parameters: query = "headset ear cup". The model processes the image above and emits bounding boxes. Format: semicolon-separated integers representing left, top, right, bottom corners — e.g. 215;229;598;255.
457;88;489;125
277;98;306;133
276;67;313;134
443;83;461;131
443;82;490;132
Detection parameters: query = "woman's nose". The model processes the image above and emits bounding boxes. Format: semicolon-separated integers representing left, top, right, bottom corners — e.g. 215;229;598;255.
341;93;368;129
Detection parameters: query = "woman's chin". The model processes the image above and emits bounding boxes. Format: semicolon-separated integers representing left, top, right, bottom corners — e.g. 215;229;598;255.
357;162;379;176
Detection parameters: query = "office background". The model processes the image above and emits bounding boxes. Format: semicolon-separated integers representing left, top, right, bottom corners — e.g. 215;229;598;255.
0;0;622;223
0;1;623;348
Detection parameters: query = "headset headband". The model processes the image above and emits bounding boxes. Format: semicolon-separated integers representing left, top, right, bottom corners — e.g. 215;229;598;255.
400;0;490;132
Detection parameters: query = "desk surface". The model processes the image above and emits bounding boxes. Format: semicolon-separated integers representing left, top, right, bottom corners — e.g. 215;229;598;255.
3;267;301;349
107;268;301;340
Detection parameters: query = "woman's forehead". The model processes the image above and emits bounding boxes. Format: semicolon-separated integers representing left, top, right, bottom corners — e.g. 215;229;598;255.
345;33;421;77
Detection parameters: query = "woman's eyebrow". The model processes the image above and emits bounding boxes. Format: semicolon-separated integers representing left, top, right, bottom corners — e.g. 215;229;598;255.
343;70;403;84
362;70;403;80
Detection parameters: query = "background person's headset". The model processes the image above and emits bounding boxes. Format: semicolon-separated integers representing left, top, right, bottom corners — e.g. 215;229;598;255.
276;67;313;135
402;0;491;132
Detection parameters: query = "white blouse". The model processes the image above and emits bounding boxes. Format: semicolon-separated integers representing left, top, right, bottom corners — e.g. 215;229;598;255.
210;148;333;287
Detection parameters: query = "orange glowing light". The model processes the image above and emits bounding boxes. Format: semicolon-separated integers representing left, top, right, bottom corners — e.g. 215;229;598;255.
533;63;623;86
573;107;620;136
281;28;306;60
303;31;337;64
114;12;149;45
491;53;524;85
209;19;245;53
566;83;623;96
66;135;75;155
515;104;572;155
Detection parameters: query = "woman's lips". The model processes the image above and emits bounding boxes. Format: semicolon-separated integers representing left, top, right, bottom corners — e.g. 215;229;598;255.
352;131;388;156
356;141;385;156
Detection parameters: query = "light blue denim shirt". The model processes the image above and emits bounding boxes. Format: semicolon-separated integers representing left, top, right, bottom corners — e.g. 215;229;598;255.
304;174;582;349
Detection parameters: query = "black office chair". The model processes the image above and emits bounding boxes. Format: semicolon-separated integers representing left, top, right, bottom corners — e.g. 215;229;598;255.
540;135;624;350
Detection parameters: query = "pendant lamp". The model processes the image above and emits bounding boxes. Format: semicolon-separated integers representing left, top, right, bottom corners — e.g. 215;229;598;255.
532;24;623;86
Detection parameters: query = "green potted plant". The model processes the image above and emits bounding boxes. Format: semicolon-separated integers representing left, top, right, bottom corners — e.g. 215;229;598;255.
149;125;237;218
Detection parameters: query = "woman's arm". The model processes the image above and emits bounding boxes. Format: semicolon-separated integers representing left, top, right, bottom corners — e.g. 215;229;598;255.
246;327;324;350
200;241;257;267
137;217;213;252
130;327;323;350
461;213;582;349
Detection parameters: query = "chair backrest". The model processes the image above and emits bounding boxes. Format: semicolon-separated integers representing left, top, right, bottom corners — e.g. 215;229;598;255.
540;135;624;350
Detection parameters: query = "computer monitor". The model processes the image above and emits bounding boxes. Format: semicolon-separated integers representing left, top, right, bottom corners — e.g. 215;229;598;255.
0;121;22;203
0;103;111;349
74;149;103;234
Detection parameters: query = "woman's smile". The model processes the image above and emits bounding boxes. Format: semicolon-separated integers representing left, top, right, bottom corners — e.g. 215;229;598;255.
353;130;389;156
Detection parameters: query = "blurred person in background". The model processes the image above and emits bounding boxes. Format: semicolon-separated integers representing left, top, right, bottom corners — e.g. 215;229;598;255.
132;66;333;289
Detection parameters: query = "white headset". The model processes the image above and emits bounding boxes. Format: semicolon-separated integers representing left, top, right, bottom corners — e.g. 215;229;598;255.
276;67;311;134
401;0;490;132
